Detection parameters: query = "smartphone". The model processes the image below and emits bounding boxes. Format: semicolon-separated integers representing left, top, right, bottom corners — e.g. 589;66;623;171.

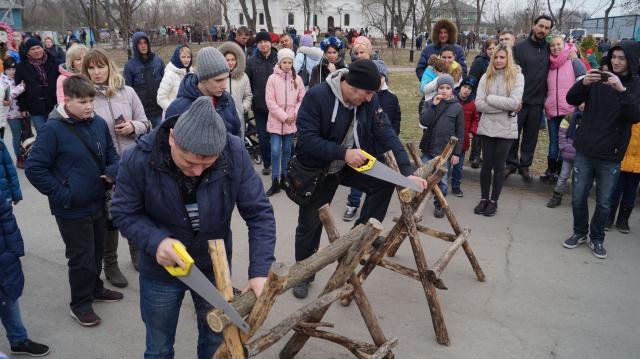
114;114;126;125
600;72;610;82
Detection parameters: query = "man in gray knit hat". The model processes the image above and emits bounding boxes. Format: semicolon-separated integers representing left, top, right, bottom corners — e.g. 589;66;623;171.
111;96;276;357
166;47;242;136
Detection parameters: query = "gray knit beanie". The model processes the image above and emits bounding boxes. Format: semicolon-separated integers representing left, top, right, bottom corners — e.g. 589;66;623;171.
436;74;455;90
173;97;227;156
195;47;229;81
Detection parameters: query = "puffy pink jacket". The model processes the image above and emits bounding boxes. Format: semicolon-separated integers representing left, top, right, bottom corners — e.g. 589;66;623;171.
265;65;305;135
545;43;582;117
56;64;76;104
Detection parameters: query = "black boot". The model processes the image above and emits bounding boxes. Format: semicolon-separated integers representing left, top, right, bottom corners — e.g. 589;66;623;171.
104;230;128;287
549;159;561;185
616;204;633;234
546;191;562;208
605;200;619;231
540;158;554;182
266;178;280;196
129;244;140;272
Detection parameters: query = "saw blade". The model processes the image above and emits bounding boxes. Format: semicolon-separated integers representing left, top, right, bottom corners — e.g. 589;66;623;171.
364;161;423;192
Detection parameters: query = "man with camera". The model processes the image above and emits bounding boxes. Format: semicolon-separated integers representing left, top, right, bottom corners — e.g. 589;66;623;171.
562;41;640;259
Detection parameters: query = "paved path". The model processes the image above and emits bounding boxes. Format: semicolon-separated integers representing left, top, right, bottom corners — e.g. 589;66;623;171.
2;150;639;358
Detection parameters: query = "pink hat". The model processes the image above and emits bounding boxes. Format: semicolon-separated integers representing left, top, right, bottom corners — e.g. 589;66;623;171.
353;36;373;55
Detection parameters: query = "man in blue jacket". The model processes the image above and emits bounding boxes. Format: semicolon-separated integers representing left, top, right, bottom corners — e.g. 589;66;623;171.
292;60;427;299
415;19;467;81
124;32;164;128
25;75;122;327
0;192;50;356
111;97;276;358
166;47;242;137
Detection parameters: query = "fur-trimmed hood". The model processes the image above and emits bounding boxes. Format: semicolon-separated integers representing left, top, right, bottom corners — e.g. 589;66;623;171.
218;41;246;79
431;19;458;46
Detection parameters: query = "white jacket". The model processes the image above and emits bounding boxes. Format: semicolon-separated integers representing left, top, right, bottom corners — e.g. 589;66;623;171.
475;68;525;140
157;62;190;111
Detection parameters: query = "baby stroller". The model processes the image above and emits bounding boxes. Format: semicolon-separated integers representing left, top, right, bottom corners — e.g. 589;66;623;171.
245;115;262;165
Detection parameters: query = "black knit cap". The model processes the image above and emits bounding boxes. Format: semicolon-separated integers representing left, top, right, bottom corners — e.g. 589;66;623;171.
3;57;16;70
255;31;271;43
346;59;380;91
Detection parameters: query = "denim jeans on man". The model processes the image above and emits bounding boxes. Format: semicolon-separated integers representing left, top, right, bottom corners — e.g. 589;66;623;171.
451;152;465;191
270;133;294;180
30;115;47;134
571;151;620;244
0;299;28;347
148;113;163;129
421;153;450;206
7;119;23;158
253;110;271;168
140;274;223;359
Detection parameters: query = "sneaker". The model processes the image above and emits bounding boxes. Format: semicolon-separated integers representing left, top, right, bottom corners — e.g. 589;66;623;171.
589;240;607;259
261;166;271;176
483;201;497;217
434;206;444;218
293;282;310;299
343;206;358;222
474;199;489;214
70;308;101;327
11;339;50;357
470;159;480;169
94;288;123;302
452;188;464;197
562;233;587;249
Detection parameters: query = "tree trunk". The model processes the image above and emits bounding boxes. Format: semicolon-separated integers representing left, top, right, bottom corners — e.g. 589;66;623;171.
218;0;231;30
262;0;273;32
603;0;615;40
237;0;256;32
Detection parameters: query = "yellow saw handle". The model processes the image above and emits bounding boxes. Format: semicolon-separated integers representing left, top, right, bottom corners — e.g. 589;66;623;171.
164;242;194;277
349;150;377;172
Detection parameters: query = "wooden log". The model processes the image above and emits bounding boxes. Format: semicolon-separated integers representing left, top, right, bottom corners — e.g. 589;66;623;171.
240;262;288;343
432;186;486;282
371;338;399;359
398;157;439;203
245;284;354;357
280;220;383;358
405;142;423;168
207;225;366;331
318;206;390;350
426;229;470;284
292;326;378;358
209;240;245;359
415;224;458;242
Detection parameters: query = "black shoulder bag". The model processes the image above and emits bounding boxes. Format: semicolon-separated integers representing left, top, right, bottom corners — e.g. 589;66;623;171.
297;55;310;86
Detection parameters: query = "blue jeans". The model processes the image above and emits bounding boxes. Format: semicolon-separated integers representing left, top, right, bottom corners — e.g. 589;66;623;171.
451;152;465;191
0;299;28;346
30;115;47;134
347;188;364;208
270;133;294;180
139;275;222;359
610;171;640;209
7;118;23;158
547;116;562;161
421;153;450;207
148;113;162;129
254;110;271;168
571;151;620;244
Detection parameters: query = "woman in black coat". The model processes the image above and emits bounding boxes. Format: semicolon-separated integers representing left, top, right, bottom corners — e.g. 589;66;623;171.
309;36;346;87
43;36;65;65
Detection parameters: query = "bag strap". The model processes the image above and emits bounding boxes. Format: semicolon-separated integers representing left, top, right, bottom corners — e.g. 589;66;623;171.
61;121;106;174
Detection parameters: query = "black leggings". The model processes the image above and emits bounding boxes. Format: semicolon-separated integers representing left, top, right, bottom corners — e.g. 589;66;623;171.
479;136;513;201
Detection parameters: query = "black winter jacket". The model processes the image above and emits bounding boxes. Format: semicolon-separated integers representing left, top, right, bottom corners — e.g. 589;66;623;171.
419;97;464;156
513;34;550;105
15;54;59;116
566;41;640;162
246;48;278;113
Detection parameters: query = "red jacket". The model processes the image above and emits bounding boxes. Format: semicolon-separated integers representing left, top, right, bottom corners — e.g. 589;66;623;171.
458;93;480;152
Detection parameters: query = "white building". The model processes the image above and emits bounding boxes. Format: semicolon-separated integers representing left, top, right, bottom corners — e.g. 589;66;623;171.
227;0;366;34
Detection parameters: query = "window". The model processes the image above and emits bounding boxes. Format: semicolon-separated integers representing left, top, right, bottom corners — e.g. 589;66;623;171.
327;16;334;29
313;14;318;27
239;14;244;25
259;13;264;25
288;12;294;26
344;14;350;27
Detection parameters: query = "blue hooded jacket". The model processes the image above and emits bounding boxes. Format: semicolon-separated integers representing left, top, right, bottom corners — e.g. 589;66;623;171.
0;192;25;302
124;32;165;117
170;44;192;71
165;73;242;137
111;117;276;281
0;140;22;203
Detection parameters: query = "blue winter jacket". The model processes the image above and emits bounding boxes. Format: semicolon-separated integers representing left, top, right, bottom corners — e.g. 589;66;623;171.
0;192;25;302
111;118;276;281
0;141;22;203
25;106;120;219
295;73;413;176
165;73;242;137
124;32;165;117
415;43;467;80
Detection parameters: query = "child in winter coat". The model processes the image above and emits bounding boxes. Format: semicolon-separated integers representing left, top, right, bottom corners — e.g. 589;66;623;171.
419;74;464;218
451;77;480;197
0;58;25;164
157;45;192;113
264;48;305;196
547;110;581;208
607;122;640;233
420;46;463;100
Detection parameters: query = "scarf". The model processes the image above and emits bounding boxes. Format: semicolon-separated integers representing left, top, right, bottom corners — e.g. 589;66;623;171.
549;43;573;70
28;51;49;85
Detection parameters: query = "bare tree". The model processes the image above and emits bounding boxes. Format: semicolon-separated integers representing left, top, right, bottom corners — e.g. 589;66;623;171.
361;0;388;35
100;0;147;49
419;0;437;32
474;0;488;33
447;0;462;33
237;0;257;32
261;0;273;32
603;0;615;39
619;0;639;14
217;0;231;29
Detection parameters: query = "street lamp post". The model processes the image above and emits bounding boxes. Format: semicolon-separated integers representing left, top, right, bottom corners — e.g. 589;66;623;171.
338;7;343;28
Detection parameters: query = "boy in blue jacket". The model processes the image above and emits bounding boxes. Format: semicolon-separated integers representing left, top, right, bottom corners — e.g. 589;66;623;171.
0;191;50;356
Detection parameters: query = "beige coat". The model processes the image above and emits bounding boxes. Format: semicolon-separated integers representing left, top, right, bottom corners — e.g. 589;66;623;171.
475;68;524;139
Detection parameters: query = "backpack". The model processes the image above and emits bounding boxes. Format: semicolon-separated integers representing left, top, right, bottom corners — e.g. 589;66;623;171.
297;55;310;86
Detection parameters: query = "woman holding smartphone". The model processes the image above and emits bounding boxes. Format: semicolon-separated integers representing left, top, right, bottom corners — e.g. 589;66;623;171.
81;48;150;287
